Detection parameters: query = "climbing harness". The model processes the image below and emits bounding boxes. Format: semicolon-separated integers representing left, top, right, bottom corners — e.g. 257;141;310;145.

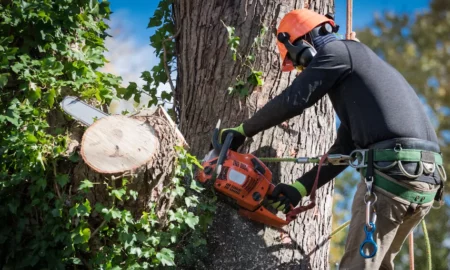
259;142;445;262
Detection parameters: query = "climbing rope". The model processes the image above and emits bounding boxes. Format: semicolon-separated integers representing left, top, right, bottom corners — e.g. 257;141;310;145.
346;0;353;40
409;232;415;270
422;219;432;270
330;220;351;239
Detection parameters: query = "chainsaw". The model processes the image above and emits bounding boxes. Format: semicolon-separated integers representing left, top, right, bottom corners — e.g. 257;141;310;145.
197;120;301;228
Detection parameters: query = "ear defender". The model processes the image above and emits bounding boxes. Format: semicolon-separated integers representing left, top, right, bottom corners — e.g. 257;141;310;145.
325;13;340;33
277;32;317;68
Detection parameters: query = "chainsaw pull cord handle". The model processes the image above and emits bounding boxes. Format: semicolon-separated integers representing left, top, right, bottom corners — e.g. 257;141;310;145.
286;153;328;221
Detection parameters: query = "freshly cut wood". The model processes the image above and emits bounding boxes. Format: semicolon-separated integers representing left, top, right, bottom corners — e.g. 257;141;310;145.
73;109;182;220
80;115;160;174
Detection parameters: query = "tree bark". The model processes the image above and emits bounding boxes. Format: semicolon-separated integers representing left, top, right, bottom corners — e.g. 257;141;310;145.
173;0;337;269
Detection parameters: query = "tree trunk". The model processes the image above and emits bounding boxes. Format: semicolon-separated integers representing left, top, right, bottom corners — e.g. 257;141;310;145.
173;0;337;269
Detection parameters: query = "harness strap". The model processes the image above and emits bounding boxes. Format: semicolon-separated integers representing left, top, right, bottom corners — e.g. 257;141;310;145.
361;168;438;204
363;149;443;166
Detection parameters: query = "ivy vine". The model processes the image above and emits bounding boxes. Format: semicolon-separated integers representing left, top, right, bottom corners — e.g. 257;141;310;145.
222;21;267;98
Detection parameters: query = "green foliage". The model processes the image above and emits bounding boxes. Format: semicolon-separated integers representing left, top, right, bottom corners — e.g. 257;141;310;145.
222;21;267;97
0;0;215;268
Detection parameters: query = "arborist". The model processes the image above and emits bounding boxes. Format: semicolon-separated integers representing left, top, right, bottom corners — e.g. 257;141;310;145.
218;9;446;270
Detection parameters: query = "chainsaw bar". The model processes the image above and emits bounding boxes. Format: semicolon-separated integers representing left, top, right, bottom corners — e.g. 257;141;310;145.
60;96;109;126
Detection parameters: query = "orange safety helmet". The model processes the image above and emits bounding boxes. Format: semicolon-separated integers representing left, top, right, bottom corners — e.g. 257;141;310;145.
277;9;336;72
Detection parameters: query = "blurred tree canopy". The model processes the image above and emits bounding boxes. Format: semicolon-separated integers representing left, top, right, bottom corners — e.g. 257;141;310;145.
332;0;450;269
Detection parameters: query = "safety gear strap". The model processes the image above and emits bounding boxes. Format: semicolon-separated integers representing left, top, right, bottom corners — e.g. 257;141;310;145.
361;168;438;204
363;149;443;166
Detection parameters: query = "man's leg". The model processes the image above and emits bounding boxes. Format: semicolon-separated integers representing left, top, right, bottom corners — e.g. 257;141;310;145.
378;176;435;269
339;180;407;270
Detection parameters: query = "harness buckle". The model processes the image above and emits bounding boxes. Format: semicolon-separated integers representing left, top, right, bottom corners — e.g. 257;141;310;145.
327;154;351;165
349;149;368;169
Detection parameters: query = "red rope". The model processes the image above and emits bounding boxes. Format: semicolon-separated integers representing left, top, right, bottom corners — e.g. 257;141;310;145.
287;153;328;221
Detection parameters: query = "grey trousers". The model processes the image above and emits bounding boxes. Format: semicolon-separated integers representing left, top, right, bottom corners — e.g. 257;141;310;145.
339;170;439;270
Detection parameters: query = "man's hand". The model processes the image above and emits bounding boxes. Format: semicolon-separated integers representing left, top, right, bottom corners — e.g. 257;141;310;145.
268;182;304;213
219;123;247;150
349;31;360;42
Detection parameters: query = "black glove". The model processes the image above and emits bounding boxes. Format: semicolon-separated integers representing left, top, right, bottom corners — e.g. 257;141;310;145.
268;183;303;213
219;123;247;151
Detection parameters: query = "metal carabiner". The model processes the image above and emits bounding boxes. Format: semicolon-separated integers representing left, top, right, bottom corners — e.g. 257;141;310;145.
365;201;377;229
360;222;378;259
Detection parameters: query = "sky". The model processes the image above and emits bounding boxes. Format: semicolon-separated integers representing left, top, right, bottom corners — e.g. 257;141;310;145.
102;0;431;113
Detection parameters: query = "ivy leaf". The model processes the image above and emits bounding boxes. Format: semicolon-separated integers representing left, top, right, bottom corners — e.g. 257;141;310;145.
247;70;264;86
133;92;141;104
111;209;121;219
28;87;42;104
161;91;172;101
45;88;56;108
79;179;94;191
185;196;199;208
190;180;205;193
56;174;69;188
111;188;126;201
124;82;137;100
148;17;162;28
0;74;8;88
81;228;91;243
156;248;175;266
173;185;185;197
193;238;207;247
8;200;19;214
83;199;92;214
26;133;38;144
11;62;24;73
185;212;199;229
239;88;249;98
129;190;138;201
130;247;142;257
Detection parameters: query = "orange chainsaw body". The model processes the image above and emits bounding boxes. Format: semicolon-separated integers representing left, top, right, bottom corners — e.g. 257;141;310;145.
197;149;290;228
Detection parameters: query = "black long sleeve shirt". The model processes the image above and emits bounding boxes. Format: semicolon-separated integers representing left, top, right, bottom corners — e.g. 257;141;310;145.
242;40;439;194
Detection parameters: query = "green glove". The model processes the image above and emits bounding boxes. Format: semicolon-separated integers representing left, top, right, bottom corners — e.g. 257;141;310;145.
268;182;307;214
219;123;247;151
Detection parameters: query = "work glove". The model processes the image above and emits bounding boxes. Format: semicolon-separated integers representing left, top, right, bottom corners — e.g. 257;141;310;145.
268;182;303;214
219;123;247;151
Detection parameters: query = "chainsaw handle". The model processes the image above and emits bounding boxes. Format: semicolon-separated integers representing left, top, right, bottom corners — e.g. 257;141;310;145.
214;132;233;176
266;184;295;215
211;119;230;152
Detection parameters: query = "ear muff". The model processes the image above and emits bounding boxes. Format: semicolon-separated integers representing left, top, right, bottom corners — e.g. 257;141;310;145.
325;13;340;33
277;32;317;68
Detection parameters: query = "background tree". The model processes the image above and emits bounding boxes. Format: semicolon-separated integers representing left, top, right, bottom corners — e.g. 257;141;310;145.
332;0;450;268
172;0;339;269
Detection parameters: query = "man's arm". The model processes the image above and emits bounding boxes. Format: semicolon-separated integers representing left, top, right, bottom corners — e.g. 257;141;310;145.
295;124;356;197
242;41;352;137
